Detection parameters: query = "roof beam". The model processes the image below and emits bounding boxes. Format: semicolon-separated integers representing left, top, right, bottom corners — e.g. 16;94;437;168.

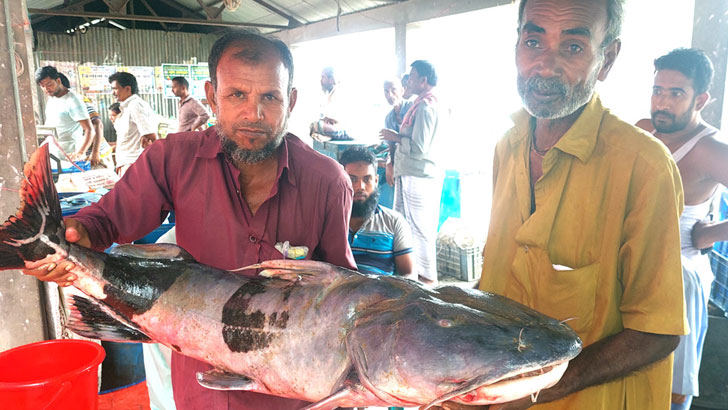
30;0;97;24
27;9;288;29
194;0;226;20
137;0;169;30
250;0;302;28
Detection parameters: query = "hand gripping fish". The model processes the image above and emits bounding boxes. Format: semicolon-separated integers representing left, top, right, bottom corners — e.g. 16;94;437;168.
0;144;582;409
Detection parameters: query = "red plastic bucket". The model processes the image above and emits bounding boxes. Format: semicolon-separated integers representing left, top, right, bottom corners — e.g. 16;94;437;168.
0;340;105;410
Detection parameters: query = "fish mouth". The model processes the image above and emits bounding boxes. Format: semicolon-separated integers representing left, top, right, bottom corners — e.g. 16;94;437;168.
422;360;570;409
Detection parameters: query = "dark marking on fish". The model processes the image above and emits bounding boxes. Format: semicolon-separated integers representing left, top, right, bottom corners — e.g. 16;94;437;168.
282;285;293;302
101;255;185;315
268;311;289;329
222;282;275;352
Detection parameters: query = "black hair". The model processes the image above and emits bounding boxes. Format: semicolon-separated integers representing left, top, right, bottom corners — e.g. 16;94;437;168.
518;0;624;47
401;73;410;87
172;76;189;89
410;60;438;86
339;147;377;168
109;102;121;114
654;48;714;95
58;73;70;88
208;29;294;94
108;71;139;95
35;65;60;84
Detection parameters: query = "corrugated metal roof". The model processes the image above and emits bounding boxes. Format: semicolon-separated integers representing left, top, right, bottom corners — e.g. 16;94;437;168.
27;0;404;34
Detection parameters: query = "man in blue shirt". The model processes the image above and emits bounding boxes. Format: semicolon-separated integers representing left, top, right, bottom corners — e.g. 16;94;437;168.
340;147;415;278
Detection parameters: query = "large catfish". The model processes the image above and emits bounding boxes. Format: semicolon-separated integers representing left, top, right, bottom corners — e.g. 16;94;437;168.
0;144;582;409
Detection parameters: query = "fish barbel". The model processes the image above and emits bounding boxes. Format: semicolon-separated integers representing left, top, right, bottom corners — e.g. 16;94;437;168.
0;144;582;409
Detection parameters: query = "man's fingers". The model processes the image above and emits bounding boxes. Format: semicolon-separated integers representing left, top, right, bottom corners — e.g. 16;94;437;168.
24;262;76;284
65;226;82;243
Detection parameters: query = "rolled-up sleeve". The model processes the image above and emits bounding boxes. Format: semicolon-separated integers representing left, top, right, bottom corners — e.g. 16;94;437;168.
130;101;158;136
312;174;356;270
619;153;687;336
73;142;172;251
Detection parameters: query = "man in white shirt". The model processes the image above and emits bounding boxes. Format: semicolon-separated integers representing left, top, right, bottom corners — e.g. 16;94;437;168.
108;71;158;176
35;66;95;162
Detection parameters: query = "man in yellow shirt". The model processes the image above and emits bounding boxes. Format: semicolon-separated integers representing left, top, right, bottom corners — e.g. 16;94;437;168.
443;1;687;409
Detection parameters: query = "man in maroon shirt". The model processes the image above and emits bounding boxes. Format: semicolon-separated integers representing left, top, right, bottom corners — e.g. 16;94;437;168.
24;30;356;410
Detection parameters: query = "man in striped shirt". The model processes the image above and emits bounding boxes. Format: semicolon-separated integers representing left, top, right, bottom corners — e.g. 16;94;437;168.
340;147;415;278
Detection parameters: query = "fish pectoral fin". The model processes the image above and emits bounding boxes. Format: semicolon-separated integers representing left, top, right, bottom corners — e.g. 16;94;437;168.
299;385;358;410
66;293;153;342
196;369;259;391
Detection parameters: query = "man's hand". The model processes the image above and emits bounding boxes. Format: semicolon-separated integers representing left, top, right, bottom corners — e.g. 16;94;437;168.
380;128;402;143
141;133;157;148
89;151;101;166
21;218;91;287
70;152;86;162
692;219;714;250
386;163;395;186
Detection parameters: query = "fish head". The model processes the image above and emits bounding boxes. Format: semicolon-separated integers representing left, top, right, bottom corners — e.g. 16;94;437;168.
347;287;582;407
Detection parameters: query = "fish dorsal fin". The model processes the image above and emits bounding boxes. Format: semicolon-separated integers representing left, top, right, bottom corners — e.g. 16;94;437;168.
109;243;196;261
196;369;259;391
66;294;153;342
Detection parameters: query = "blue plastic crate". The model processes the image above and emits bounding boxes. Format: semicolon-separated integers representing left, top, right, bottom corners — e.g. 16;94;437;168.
710;251;728;312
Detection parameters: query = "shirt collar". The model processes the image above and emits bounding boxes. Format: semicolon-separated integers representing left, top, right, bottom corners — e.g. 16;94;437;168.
179;96;193;105
509;93;603;163
120;94;141;109
195;128;295;186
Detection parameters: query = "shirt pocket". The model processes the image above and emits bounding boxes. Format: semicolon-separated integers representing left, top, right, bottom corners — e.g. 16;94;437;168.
534;261;600;336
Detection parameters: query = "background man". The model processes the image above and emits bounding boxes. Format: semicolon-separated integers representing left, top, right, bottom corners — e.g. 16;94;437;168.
24;29;356;410
310;66;351;140
381;75;413;187
340;147;415;278
440;1;687;409
171;76;210;132
35;66;96;162
636;47;728;410
380;60;444;286
57;73;114;169
108;71;158;176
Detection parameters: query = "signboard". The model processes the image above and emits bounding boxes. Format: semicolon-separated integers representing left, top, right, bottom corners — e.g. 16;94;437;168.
161;63;210;100
190;64;209;100
77;65;117;94
117;66;156;94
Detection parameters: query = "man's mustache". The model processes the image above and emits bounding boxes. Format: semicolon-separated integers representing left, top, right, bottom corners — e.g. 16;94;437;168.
526;76;568;95
229;122;273;134
652;110;675;121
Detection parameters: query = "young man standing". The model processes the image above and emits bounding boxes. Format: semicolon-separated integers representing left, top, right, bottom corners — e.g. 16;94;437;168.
171;76;210;132
636;47;728;410
35;66;96;162
108;71;158;176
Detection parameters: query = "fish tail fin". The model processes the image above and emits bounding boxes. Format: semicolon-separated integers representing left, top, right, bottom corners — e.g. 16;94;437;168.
0;144;67;270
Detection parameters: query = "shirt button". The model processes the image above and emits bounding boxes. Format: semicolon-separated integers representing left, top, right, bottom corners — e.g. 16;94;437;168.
249;236;257;243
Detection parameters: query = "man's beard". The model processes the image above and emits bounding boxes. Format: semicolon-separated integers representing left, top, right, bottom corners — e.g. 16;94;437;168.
351;188;379;218
517;59;602;119
218;118;287;165
651;99;695;133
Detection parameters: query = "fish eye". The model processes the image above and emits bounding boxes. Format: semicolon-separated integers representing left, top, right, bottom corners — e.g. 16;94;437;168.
438;319;453;328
